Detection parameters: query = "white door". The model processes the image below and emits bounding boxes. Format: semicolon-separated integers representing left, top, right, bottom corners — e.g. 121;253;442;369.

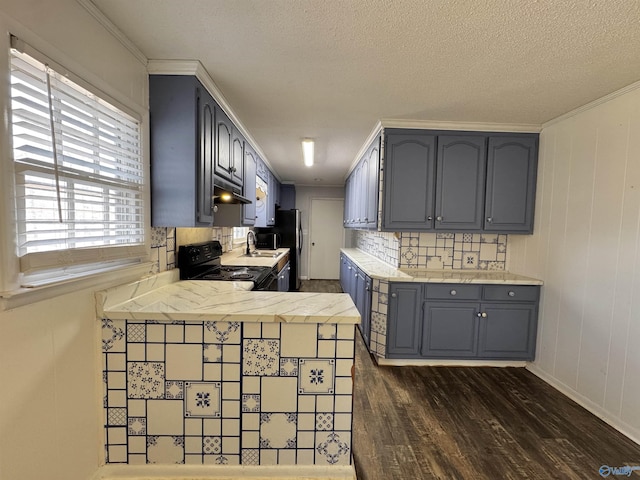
309;198;345;279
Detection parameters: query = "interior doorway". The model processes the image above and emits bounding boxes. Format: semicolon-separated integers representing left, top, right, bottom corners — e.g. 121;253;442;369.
308;197;345;279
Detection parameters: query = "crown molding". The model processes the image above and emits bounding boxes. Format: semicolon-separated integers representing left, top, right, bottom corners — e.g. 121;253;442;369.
379;118;541;133
76;0;147;66
542;79;640;128
345;121;382;178
147;59;279;181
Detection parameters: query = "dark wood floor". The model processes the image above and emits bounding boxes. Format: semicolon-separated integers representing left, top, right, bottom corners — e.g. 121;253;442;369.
352;331;640;479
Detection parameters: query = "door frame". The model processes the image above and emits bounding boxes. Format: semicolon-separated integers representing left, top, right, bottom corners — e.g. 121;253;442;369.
308;197;345;280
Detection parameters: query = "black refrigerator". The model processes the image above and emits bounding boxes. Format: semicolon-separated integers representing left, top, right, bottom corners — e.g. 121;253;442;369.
256;209;302;290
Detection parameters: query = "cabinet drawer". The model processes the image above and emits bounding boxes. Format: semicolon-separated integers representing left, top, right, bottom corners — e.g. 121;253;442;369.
482;285;539;302
425;284;481;300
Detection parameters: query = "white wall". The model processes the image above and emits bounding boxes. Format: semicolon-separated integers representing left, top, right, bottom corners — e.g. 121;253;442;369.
295;186;345;278
0;1;149;479
509;84;640;443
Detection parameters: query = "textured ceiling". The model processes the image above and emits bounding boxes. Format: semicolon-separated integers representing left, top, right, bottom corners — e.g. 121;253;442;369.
92;0;640;185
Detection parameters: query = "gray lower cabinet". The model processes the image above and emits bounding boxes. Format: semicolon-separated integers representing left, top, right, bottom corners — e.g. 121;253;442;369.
387;282;539;360
339;254;372;349
386;283;423;358
422;302;479;357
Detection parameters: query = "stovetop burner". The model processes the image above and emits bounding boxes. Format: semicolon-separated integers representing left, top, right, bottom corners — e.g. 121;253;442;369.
178;241;276;289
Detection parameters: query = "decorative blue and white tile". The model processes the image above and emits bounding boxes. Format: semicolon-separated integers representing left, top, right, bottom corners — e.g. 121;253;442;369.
204;322;241;343
315;413;334;431
102;319;125;352
108;408;127;426
127;362;164;399
241;449;259;465
462;252;479;269
318;324;336;340
203;436;222;455
147;435;184;464
298;359;335;395
151;227;167;247
279;358;298;376
243;339;279;376
260;413;296;449
127;324;145;342
165;381;184;399
242;394;260;413
185;382;221;418
128;417;146;435
204;344;222;363
315;432;350;465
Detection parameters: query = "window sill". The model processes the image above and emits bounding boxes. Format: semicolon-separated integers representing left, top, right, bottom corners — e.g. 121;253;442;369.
0;261;156;312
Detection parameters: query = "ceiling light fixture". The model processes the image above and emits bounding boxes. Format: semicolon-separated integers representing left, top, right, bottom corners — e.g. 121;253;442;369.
302;139;314;167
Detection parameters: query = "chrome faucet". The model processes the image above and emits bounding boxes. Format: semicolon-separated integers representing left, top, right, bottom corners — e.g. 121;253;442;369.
246;230;257;255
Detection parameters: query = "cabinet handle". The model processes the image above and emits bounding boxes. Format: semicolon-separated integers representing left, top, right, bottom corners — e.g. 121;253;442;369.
436;216;443;222
477;312;482;317
482;312;488;318
364;217;368;222
450;289;457;296
427;216;433;221
348;266;352;270
366;287;370;291
354;273;358;278
487;217;493;223
508;290;516;297
391;293;397;298
287;267;290;271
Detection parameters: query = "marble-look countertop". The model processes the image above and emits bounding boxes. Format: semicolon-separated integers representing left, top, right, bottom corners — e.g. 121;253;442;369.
341;248;543;285
96;270;360;324
220;247;290;267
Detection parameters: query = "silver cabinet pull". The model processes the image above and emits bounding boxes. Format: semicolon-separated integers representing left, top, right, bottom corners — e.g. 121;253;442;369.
508;290;516;297
450;289;457;296
487;217;493;223
427;216;433;221
481;312;488;318
391;293;397;298
436;216;443;221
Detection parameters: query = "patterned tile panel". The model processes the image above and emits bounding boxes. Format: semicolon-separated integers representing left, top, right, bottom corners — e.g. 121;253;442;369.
103;320;354;466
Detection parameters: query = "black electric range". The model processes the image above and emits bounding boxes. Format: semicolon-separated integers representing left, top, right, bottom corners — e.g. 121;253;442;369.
178;241;277;290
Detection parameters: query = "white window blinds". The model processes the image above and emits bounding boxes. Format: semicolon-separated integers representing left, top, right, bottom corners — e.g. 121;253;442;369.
9;38;146;274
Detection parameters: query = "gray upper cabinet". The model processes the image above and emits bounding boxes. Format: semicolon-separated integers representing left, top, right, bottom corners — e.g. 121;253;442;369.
242;142;257;226
149;75;215;227
343;135;380;229
231;127;245;187
484;136;538;233
435;135;487;231
215;106;233;184
380;129;538;234
382;133;436;231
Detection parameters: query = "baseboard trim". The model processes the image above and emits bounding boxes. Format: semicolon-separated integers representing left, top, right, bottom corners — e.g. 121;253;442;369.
526;364;640;446
93;464;356;479
375;358;527;367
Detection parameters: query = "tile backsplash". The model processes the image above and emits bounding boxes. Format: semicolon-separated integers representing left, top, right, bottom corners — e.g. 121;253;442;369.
356;230;507;270
150;227;235;274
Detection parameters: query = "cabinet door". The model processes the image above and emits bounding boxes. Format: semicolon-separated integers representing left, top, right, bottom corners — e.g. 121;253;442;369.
197;88;215;224
366;138;380;229
215;106;233;182
478;303;537;360
435;135;486;230
343;175;351;227
242;143;257;225
361;275;372;349
231;127;244;187
484;136;538;233
266;170;276;226
339;254;348;291
355;158;366;227
278;262;290;292
383;133;436;230
422;302;479;357
387;283;423;358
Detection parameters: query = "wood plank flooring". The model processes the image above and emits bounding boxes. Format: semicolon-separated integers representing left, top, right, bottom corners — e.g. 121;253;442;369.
299;280;640;479
352;332;640;479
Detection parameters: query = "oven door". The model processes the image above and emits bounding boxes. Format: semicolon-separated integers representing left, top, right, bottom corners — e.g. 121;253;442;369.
254;269;278;291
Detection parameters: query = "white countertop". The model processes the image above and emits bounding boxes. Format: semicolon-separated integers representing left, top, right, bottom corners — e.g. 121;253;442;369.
341;248;543;285
96;270;360;324
220;247;290;267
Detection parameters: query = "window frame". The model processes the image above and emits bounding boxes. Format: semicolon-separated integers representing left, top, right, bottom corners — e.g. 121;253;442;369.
0;35;152;300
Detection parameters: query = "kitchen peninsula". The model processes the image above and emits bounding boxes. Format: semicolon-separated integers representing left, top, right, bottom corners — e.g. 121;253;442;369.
97;270;359;478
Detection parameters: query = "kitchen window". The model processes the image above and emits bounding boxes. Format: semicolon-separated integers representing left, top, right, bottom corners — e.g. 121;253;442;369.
8;36;145;286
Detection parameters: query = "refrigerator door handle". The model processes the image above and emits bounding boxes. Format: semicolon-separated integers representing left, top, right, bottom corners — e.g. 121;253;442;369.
298;224;303;253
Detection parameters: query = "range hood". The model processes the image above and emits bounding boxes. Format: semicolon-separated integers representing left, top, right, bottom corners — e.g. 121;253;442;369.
213;178;251;205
